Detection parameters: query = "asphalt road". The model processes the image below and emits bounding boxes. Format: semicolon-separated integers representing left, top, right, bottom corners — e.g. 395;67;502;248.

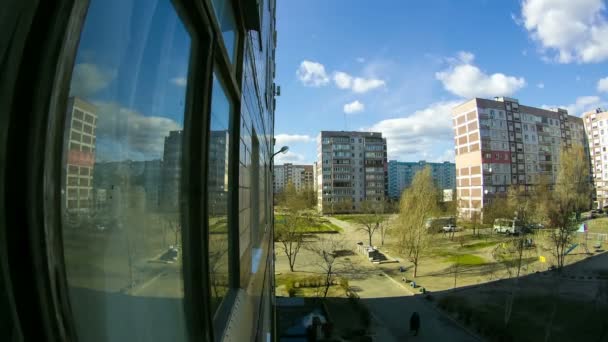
326;217;480;342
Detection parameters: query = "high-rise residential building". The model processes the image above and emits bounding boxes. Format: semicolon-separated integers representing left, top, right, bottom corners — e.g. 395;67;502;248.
582;108;608;208
387;160;456;199
316;131;387;214
452;97;587;218
273;163;314;193
63;97;97;214
161;130;183;212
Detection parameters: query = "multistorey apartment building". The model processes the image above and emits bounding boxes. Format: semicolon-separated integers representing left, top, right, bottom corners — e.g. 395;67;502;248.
452;97;586;218
273;163;314;193
63;97;97;214
316;131;387;213
582;108;608;208
387;160;456;199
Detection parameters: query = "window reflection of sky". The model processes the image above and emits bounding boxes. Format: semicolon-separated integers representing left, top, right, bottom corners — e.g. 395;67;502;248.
70;0;191;161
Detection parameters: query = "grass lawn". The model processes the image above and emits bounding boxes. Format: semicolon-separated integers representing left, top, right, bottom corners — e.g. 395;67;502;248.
461;240;500;250
586;217;608;234
275;215;342;233
332;214;392;222
445;254;488;265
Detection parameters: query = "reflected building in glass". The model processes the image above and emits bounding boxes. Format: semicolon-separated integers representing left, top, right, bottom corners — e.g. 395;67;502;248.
63;96;97;215
161;130;183;212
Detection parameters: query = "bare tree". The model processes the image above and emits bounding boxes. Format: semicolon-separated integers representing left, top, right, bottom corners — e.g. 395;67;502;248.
307;235;346;298
354;200;389;246
275;212;305;272
378;217;391;246
165;214;181;247
395;167;440;277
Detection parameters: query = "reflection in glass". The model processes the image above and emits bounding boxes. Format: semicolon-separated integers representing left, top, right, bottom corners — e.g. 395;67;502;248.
208;73;232;316
60;1;190;340
210;0;237;64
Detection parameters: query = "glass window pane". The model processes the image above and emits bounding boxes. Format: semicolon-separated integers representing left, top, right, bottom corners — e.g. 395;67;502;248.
208;72;232;316
59;1;191;341
210;0;237;64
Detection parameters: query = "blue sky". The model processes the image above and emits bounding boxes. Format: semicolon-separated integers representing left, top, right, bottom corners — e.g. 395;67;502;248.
70;0;190;162
273;0;608;164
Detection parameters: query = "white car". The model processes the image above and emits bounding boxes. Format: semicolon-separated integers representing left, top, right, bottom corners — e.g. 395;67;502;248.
442;224;457;232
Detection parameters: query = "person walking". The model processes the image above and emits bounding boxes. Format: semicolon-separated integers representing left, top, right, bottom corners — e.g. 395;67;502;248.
410;311;420;336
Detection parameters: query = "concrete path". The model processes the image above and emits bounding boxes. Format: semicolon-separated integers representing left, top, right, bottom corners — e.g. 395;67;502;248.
325;216;480;342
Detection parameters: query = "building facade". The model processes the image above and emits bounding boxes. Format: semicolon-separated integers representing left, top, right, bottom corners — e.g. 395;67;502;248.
316;131;387;214
63;97;97;214
452;97;586;218
387;160;456;199
273;163;314;193
0;0;279;341
582;108;608;208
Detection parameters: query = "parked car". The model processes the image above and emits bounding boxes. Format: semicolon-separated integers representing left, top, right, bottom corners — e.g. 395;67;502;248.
494;218;524;235
442;224;457;232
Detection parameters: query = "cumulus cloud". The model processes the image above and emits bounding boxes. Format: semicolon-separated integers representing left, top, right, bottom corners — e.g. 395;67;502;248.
333;72;353;89
296;60;329;87
343;100;365;114
367;101;460;160
520;0;608;63
537;82;545;89
275;151;307;164
598;77;608;92
70;63;116;97
332;71;385;93
543;95;607;116
435;52;526;98
93;101;181;161
275;134;314;146
171;77;187;87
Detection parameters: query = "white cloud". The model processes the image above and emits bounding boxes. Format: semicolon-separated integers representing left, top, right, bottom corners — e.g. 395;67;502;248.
537;82;545;89
296;60;329;87
435;52;526;98
93;101;181;161
275;134;314;146
70;63;116;97
332;71;385;93
433;149;455;163
343;100;365;114
367;101;460;160
543;95;607;116
171;77;187;87
352;78;385;93
275;151;306;164
333;72;353;89
598;77;608;92
520;0;608;63
356;57;365;63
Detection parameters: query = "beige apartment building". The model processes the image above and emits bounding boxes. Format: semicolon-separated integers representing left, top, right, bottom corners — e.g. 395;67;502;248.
582;108;608;209
452;97;586;218
273;163;314;193
63;97;97;214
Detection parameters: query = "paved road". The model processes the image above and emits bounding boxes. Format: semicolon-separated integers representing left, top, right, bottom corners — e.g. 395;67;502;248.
326;216;480;342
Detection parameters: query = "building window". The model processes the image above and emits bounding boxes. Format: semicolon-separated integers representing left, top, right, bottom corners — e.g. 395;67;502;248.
59;2;191;340
210;0;238;64
208;72;234;316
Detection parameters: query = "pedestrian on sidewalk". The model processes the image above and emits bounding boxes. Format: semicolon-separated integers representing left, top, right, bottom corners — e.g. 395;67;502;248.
410;311;420;336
